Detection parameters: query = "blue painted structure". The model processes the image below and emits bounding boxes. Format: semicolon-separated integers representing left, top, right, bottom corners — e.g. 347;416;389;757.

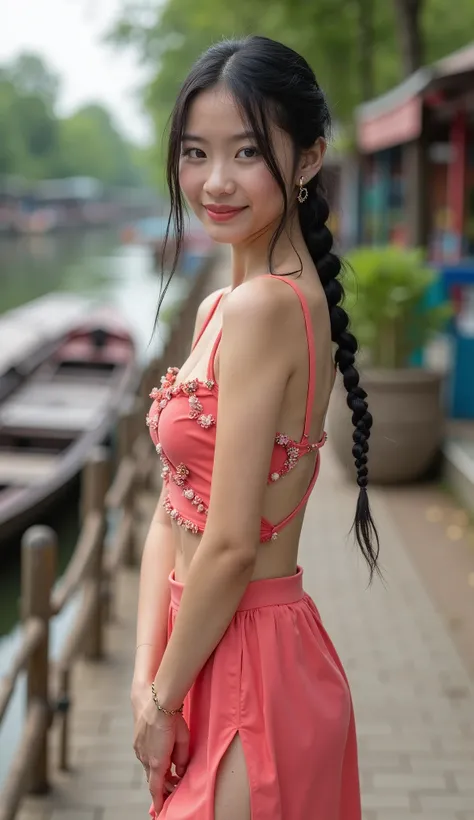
440;262;474;418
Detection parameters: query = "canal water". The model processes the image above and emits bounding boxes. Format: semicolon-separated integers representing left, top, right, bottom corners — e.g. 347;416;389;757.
0;227;188;785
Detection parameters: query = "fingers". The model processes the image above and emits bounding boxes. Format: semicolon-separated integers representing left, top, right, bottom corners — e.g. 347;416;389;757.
149;763;165;816
137;756;169;810
135;746;152;796
163;772;180;797
172;721;190;779
173;744;188;778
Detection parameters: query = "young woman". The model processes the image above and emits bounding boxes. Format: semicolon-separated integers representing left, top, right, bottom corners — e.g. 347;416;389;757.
131;35;379;820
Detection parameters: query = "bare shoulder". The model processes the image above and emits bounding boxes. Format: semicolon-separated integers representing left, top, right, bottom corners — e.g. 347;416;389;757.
197;286;229;319
192;286;229;346
223;275;295;327
222;275;322;347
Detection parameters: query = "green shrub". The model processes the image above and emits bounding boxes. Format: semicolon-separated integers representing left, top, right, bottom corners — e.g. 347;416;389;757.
344;246;451;368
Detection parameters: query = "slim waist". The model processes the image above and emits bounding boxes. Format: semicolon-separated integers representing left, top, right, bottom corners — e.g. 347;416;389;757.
169;565;304;611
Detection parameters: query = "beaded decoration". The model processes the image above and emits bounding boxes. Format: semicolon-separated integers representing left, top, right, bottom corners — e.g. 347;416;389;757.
155;443;208;517
146;367;216;430
163;496;200;534
269;431;328;483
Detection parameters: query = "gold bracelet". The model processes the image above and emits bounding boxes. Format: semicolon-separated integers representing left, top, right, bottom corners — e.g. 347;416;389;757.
151;681;183;716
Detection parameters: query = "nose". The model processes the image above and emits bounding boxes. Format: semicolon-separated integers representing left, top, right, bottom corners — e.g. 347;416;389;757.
203;163;235;198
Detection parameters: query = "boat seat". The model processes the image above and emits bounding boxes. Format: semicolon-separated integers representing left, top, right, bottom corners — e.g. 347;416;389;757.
0;452;57;486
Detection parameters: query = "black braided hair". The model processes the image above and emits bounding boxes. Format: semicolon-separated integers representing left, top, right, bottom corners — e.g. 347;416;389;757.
160;35;380;579
299;177;379;578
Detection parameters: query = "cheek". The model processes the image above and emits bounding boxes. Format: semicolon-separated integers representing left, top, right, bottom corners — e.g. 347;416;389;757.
179;165;202;205
248;166;285;218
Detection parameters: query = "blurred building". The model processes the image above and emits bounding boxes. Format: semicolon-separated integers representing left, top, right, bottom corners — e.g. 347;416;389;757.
0;175;160;235
354;42;474;262
352;43;474;500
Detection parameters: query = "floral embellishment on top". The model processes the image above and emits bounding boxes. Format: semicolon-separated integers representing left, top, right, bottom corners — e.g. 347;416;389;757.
163;497;199;534
269;431;327;482
147;363;327;542
197;414;215;429
147;367;216;430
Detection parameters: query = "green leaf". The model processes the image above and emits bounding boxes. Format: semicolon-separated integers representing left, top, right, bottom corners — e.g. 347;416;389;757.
345;245;452;368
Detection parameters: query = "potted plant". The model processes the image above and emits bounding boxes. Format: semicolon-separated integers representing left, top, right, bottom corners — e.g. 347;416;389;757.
328;246;452;484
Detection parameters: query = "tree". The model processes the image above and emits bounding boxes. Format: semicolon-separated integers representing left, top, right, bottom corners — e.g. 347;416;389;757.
0;52;144;185
0;76;23;175
0;54;61;179
0;71;59;178
356;0;376;101
8;52;60;110
105;0;474;190
110;0;474;117
57;104;141;186
108;0;404;142
392;0;424;75
11;94;60;172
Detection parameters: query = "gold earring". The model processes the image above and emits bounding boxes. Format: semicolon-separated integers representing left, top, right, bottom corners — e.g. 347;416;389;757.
297;177;308;204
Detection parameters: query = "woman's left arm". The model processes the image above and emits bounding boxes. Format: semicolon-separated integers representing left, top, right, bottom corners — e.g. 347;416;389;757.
154;278;294;709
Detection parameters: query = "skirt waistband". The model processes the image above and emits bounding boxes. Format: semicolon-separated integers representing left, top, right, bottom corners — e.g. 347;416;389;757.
169;565;304;611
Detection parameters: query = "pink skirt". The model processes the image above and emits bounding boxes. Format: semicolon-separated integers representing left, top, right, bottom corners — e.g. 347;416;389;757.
151;566;361;819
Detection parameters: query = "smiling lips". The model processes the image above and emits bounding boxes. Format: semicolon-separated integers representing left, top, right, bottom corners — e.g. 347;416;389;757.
204;204;247;222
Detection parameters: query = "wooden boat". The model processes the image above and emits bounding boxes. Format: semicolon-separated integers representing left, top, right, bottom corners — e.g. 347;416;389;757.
0;294;92;403
0;304;138;545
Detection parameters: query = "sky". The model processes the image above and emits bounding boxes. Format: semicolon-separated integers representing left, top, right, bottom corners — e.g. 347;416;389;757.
1;0;154;145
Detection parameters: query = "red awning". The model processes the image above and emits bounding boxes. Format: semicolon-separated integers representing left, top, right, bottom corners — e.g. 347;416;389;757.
356;42;474;154
357;96;422;153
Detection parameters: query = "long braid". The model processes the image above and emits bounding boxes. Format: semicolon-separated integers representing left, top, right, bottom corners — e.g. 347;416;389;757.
299;175;380;579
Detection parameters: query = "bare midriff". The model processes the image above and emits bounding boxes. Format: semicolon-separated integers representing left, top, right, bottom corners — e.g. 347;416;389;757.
172;508;306;584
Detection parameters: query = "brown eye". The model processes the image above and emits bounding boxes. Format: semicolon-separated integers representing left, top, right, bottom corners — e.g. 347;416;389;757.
237;147;260;159
182;147;206;159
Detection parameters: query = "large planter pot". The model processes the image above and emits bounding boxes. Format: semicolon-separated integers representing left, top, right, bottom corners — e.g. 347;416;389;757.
328;369;444;485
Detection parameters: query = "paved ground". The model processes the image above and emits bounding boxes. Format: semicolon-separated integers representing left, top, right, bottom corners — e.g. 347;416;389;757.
15;260;474;819
305;449;474;820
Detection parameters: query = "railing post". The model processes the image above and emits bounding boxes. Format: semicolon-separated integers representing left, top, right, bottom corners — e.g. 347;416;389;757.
57;667;70;771
118;397;136;460
118;399;139;567
140;361;160;492
81;446;109;660
140;361;154;419
21;525;57;794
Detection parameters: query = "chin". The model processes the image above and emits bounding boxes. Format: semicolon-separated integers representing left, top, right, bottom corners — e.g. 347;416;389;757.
205;230;239;245
201;223;250;245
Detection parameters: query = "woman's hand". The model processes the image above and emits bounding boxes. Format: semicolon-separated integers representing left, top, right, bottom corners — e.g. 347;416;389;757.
131;678;151;725
132;689;190;815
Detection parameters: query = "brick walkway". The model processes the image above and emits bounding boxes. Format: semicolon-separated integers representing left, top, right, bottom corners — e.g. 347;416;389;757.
304;450;474;820
16;259;474;819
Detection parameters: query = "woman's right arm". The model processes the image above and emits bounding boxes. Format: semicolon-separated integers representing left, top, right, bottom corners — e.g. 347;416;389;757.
131;286;225;698
131;484;175;697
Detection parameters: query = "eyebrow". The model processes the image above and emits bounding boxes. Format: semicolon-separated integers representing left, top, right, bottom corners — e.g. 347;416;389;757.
182;131;256;142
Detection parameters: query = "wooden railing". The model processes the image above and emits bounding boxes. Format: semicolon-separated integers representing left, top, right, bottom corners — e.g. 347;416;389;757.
0;257;215;820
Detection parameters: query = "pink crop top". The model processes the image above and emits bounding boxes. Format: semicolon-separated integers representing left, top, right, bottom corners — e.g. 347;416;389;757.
146;275;327;542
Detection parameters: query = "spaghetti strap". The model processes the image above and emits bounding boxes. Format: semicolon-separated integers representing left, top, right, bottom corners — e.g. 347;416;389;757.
261;275;316;438
207;329;222;382
192;291;225;351
208;276;317;417
260;449;323;541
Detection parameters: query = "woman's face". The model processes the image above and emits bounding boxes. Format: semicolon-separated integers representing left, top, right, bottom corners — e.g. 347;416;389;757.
178;85;295;246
